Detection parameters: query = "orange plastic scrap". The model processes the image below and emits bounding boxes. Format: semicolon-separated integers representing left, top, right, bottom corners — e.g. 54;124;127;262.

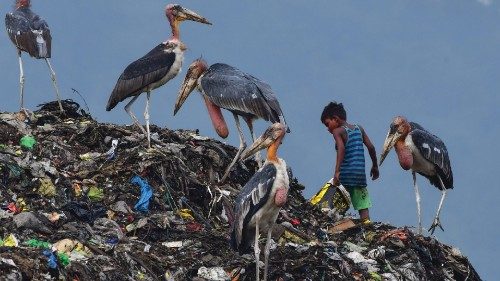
230;267;242;281
380;228;409;242
352;271;364;280
7;202;19;214
72;181;82;197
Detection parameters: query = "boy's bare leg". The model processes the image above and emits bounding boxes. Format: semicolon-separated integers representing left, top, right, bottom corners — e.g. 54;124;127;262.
359;209;370;222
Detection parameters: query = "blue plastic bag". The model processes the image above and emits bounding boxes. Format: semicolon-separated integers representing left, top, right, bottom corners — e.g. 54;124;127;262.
43;249;58;269
130;175;153;213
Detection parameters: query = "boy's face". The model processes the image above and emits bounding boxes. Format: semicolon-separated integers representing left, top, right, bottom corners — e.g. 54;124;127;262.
323;116;341;134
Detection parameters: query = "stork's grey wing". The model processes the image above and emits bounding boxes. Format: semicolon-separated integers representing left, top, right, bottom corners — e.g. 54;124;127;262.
6;12;29;35
411;129;453;189
201;63;286;124
409;122;425;131
230;164;276;253
30;14;49;31
106;43;176;111
5;11;51;58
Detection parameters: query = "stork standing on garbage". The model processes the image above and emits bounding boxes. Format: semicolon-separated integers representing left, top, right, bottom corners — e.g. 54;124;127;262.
230;123;289;281
174;59;289;182
106;4;211;148
5;0;64;112
379;116;453;235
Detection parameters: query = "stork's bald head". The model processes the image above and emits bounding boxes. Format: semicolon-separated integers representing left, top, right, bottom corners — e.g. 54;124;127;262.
16;0;30;9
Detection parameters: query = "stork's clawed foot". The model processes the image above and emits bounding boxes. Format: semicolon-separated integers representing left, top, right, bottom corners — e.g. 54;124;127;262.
57;103;65;114
19;107;32;121
428;217;444;234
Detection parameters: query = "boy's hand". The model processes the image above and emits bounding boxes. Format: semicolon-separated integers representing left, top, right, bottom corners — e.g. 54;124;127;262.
333;171;341;186
370;166;379;180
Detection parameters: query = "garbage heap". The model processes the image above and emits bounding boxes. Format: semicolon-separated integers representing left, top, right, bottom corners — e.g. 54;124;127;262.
0;100;481;281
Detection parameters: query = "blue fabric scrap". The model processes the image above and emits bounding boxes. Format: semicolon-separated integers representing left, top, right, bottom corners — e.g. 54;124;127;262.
43;249;58;269
130;175;153;212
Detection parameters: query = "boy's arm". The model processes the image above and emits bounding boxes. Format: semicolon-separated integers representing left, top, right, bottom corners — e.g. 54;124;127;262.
360;126;379;180
332;128;345;186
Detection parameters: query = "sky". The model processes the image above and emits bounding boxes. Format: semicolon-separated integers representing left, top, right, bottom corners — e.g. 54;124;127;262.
1;1;498;279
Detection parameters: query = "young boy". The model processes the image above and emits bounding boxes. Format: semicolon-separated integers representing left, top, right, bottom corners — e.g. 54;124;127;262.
321;102;379;224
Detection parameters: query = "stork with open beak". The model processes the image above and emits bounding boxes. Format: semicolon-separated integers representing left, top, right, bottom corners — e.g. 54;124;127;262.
230;123;289;281
174;59;289;182
106;4;211;148
380;116;453;235
5;0;64;112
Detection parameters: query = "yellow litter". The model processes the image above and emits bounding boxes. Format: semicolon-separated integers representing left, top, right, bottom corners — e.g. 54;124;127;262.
279;230;307;245
3;234;19;247
310;181;351;215
39;178;56;197
178;209;194;221
16;198;28;212
53;239;91;255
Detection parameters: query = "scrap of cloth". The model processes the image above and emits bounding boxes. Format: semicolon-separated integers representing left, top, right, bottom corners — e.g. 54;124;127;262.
131;175;153;213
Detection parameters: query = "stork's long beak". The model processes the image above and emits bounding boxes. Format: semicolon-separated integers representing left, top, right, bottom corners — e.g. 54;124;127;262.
174;72;198;115
240;134;274;161
379;131;398;166
240;123;286;161
177;7;212;25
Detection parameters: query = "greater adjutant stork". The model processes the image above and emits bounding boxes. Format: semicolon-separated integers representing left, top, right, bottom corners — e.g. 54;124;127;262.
5;0;63;112
230;123;289;281
106;4;211;148
174;59;289;182
380;116;453;235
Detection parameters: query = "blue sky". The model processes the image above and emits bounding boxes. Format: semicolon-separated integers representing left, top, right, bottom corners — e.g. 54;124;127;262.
1;1;498;279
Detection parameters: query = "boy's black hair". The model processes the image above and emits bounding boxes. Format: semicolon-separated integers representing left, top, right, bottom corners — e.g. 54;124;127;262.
321;101;347;122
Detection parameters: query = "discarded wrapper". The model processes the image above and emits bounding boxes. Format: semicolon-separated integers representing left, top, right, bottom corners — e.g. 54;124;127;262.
310;180;351;215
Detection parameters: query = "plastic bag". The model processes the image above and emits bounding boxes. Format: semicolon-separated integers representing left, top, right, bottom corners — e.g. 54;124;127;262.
131;175;153;213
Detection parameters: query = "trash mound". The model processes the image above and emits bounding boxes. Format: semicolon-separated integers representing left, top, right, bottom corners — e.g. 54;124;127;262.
0;100;481;281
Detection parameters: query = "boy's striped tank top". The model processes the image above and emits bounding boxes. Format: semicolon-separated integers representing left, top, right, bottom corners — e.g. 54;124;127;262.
339;125;367;187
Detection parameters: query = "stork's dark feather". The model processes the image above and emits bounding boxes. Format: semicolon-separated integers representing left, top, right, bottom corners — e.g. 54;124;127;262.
409;122;425;131
5;8;51;58
230;164;276;254
411;129;453;189
201;63;286;124
106;43;176;111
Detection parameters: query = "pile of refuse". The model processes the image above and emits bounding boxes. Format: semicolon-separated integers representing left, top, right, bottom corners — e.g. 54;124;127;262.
0;100;481;280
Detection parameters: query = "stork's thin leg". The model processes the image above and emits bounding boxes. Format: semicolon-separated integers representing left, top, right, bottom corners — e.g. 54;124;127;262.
245;118;262;167
18;50;25;111
124;95;147;136
254;219;261;281
413;172;422;235
429;175;447;234
263;225;274;281
144;91;151;148
221;114;246;183
44;58;64;112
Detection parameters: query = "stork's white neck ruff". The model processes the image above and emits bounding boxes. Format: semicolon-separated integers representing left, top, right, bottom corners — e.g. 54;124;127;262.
406;136;436;176
147;41;184;92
